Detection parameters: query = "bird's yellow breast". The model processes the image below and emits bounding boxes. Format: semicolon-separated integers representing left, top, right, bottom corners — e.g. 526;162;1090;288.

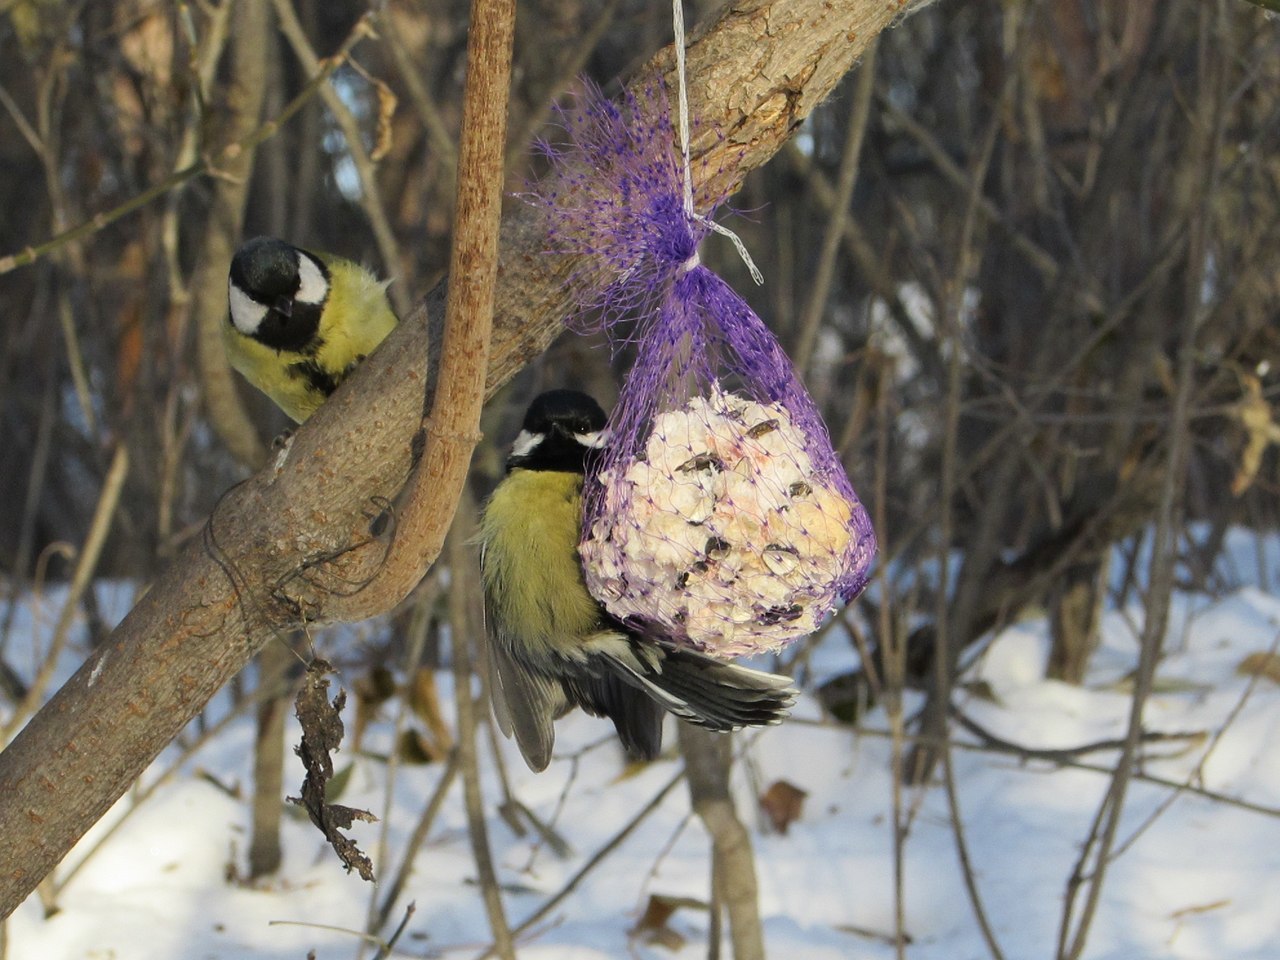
479;469;601;651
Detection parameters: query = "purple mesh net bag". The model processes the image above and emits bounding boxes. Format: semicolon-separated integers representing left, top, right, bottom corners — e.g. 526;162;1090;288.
530;82;876;659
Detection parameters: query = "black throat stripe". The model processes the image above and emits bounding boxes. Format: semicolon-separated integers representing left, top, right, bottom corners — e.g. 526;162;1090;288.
288;358;342;397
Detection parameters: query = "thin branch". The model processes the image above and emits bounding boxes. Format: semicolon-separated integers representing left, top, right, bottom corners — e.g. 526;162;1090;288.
502;0;620;171
1057;6;1229;955
192;0;273;469
0;358;58;668
471;769;688;960
792;40;877;375
1109;627;1280;860
0;83;44;159
450;511;515;959
381;18;457;171
925;32;1016;959
372;751;460;934
879;94;1101;312
2;445;128;742
270;0;410;315
0;14;376;276
791;716;1280;820
870;352;910;959
362;587;436;951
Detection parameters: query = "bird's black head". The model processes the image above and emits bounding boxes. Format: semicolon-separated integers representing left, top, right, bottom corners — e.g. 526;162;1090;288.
228;236;329;353
507;389;608;473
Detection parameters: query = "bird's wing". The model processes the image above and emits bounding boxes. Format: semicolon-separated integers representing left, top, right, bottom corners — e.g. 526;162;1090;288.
479;546;563;772
562;665;666;762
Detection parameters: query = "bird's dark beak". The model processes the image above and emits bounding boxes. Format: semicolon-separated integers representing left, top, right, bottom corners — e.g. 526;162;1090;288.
273;296;293;318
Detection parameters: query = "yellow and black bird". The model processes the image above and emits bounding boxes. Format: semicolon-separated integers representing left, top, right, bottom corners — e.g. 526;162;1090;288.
226;236;397;422
477;389;798;772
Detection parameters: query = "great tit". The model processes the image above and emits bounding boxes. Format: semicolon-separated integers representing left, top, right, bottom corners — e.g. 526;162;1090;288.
478;389;798;772
226;236;397;423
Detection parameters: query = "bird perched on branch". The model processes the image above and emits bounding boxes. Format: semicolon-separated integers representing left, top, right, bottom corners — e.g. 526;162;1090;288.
477;389;797;772
225;236;397;423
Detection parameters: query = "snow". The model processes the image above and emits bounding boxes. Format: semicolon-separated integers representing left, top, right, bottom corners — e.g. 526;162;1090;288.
4;531;1280;958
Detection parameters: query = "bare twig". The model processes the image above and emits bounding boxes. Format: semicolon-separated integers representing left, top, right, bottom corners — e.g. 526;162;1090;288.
2;446;128;742
922;34;1017;959
362;586;437;949
381;20;457;171
193;0;273;470
160;0;233;305
879;94;1101;312
450;510;515;959
472;769;687;960
0;360;58;665
791;716;1280;820
871;352;909;959
1056;7;1228;956
792;40;877;376
372;751;460;933
502;0;620;171
0;14;376;276
270;0;410;315
1109;627;1280;860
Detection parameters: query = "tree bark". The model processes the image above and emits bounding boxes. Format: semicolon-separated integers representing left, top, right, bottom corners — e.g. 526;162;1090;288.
0;0;898;919
679;725;765;960
246;636;296;879
1047;555;1108;685
193;0;272;470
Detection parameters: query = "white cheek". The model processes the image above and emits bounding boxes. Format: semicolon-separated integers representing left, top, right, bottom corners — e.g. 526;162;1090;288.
510;430;544;459
296;253;329;305
228;283;268;335
575;429;610;449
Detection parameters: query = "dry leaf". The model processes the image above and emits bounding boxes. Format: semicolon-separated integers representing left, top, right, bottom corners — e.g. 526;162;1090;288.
352;664;396;752
1231;373;1280;497
630;893;708;951
1237;651;1280;685
396;727;449;764
347;58;398;162
760;779;808;834
408;666;455;754
288;660;378;881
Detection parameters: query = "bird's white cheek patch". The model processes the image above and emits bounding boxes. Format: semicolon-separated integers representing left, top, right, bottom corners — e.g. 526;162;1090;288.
296;252;329;305
576;429;610;449
228;282;268;335
510;430;545;459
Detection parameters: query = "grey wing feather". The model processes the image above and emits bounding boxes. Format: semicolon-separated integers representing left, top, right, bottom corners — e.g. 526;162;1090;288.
480;546;564;772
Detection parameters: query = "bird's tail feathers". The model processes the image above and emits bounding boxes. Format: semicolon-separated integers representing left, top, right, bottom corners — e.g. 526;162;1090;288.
581;632;797;732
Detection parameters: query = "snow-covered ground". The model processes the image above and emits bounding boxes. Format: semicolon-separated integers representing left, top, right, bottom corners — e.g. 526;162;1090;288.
3;529;1279;959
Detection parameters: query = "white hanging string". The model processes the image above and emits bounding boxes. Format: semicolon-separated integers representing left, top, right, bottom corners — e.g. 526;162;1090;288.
671;0;764;285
